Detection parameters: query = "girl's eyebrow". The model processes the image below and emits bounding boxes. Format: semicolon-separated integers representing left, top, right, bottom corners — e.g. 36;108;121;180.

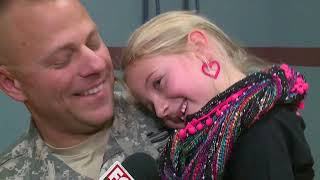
145;70;157;87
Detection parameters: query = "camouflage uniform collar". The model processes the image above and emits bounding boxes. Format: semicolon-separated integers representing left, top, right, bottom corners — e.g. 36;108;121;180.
0;118;37;165
0;119;92;179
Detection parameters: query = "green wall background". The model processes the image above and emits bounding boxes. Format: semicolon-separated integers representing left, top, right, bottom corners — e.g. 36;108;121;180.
1;0;319;177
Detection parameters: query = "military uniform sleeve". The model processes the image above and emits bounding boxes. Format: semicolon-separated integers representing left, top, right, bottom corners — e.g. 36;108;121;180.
223;105;314;180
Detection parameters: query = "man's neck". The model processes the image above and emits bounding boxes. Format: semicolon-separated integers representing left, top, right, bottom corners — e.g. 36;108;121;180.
31;118;110;148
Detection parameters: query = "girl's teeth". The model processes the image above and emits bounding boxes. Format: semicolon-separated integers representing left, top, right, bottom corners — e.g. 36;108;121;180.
182;104;186;113
180;101;188;115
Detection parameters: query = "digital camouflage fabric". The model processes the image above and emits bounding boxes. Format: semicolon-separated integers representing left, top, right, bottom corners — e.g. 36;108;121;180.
0;81;169;180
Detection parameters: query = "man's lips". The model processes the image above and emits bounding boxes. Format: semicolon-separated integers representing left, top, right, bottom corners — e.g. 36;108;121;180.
74;80;105;96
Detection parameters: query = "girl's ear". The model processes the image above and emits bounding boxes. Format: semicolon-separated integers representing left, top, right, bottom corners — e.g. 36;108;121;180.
0;66;27;102
187;29;209;51
187;29;227;64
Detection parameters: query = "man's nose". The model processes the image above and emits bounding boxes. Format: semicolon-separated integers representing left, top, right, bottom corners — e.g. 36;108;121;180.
78;46;107;78
154;99;169;119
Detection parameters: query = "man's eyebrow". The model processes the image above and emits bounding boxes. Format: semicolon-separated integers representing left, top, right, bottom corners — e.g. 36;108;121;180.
86;28;99;42
85;25;100;46
40;43;75;63
54;44;75;53
40;27;98;63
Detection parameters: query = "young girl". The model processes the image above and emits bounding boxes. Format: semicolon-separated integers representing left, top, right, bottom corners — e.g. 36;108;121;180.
121;11;314;180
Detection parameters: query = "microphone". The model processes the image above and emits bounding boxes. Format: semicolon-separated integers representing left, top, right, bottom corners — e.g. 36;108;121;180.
122;152;161;180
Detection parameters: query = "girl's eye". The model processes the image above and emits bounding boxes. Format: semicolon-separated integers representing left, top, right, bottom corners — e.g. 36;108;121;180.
153;78;162;90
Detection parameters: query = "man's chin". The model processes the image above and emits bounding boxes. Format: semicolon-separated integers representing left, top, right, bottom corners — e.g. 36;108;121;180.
77;116;113;134
89;116;112;126
83;109;114;126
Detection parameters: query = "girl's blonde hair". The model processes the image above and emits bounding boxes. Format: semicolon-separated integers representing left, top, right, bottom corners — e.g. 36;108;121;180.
122;11;270;75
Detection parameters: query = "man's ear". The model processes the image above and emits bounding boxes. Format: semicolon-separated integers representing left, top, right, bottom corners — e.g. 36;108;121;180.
0;66;27;102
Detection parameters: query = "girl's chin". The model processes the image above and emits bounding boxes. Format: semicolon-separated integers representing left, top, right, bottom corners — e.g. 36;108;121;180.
164;120;185;129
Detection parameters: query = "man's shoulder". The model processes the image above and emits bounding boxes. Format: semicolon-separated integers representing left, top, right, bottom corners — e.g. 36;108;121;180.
113;91;168;152
113;81;163;131
110;82;169;158
0;133;31;164
0;131;89;179
0;133;33;178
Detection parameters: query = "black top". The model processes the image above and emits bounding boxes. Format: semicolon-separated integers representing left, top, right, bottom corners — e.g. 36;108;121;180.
224;105;314;180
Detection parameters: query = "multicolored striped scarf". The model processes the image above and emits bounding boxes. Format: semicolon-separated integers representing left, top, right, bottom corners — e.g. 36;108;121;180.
159;64;308;180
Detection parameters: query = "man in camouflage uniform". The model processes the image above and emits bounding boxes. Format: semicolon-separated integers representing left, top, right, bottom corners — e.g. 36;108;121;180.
0;0;168;179
0;81;168;179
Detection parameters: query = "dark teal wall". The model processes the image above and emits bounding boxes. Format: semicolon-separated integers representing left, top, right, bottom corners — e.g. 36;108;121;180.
1;0;319;177
80;0;320;47
295;67;320;178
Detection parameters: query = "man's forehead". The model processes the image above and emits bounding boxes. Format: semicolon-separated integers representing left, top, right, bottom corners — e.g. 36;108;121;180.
1;0;89;39
9;0;85;22
0;0;95;65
